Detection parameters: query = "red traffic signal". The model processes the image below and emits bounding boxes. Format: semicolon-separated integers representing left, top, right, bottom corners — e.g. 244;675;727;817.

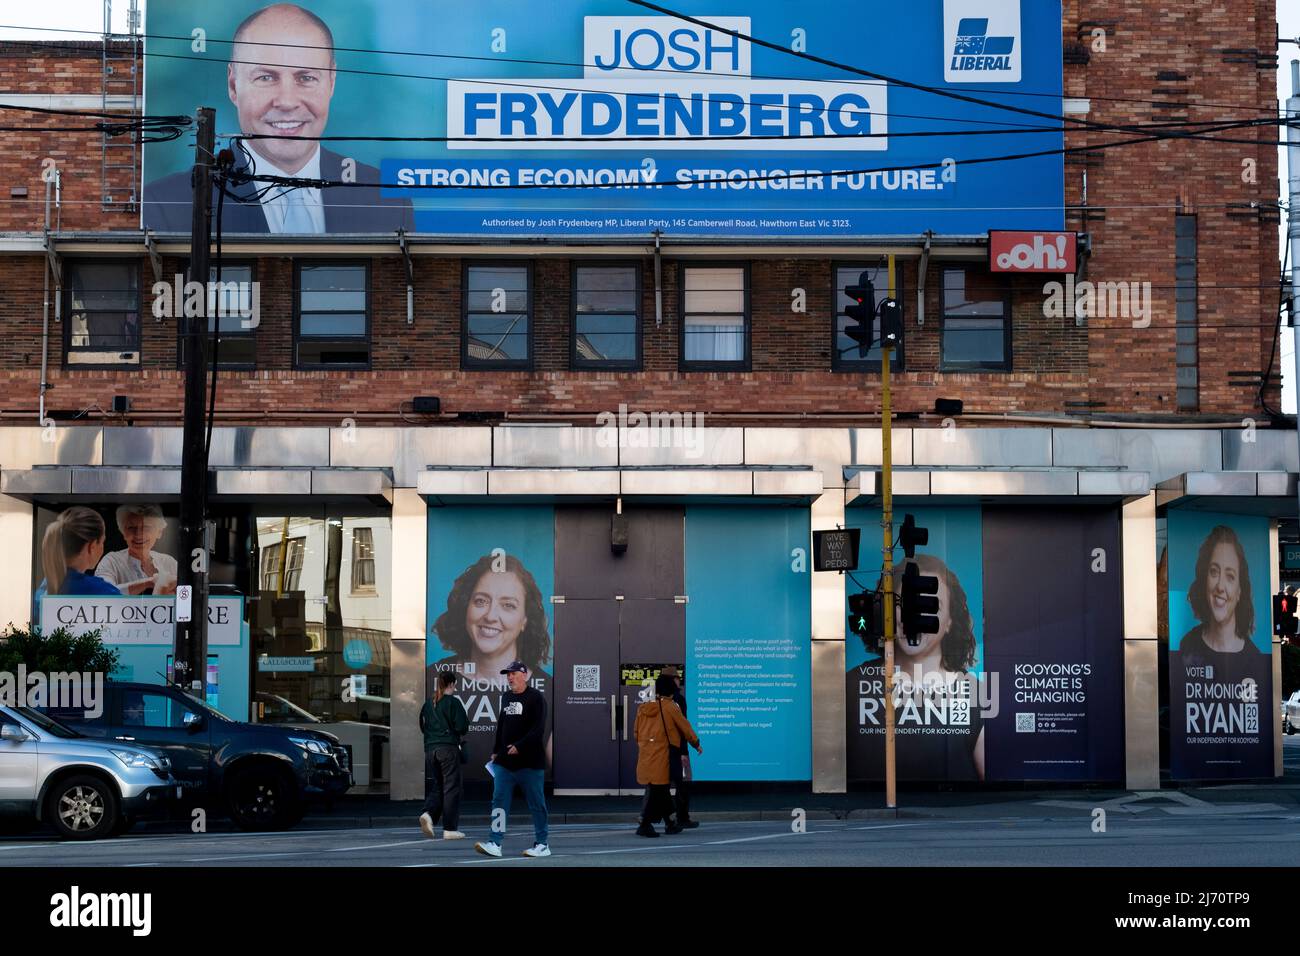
1274;592;1298;637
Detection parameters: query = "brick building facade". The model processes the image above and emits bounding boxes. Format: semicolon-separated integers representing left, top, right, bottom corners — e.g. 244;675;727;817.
0;1;1284;425
0;2;1291;798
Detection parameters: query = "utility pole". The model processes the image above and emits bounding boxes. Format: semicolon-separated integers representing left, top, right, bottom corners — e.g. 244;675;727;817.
880;321;897;811
1288;62;1300;529
174;106;214;696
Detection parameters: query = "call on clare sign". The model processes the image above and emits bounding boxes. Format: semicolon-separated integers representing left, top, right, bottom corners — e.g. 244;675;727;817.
41;596;243;646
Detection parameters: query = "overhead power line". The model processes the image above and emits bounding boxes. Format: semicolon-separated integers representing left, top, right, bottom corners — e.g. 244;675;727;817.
227;119;1282;193
6;33;1286;142
625;0;1282;137
0;20;1282;116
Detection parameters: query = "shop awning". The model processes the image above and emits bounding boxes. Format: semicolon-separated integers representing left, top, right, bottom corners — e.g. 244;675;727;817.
1155;471;1298;515
417;466;823;503
0;466;392;506
845;468;1152;506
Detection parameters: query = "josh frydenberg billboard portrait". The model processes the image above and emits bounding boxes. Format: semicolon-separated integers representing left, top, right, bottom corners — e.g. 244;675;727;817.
1166;513;1273;779
141;0;1065;237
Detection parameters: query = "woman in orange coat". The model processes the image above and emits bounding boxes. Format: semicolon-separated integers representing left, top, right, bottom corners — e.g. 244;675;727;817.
635;673;703;837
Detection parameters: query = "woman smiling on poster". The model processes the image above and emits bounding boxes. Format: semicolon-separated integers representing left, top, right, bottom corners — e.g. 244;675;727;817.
427;553;554;772
887;553;985;781
429;553;553;680
1177;525;1265;664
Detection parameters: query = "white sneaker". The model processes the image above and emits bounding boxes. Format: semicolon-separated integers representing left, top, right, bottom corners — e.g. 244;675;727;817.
474;841;502;857
442;830;467;840
523;843;551;858
418;813;435;839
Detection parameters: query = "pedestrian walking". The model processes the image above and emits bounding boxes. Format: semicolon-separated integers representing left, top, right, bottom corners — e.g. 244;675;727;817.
418;670;469;840
660;665;698;829
475;660;550;858
635;673;702;837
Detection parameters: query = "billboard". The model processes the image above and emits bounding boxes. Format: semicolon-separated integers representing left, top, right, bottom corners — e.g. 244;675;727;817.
1166;512;1274;779
142;0;1065;237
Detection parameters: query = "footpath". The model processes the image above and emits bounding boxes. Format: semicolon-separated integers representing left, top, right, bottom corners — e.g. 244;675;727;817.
295;779;1300;830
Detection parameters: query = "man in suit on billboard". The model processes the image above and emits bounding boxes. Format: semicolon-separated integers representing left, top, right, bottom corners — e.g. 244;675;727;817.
143;2;412;233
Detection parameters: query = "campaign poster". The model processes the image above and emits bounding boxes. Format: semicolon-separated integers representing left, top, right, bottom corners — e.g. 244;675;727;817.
142;0;1064;237
1167;511;1274;779
426;506;555;782
685;506;811;780
32;503;182;623
980;507;1125;782
845;507;986;782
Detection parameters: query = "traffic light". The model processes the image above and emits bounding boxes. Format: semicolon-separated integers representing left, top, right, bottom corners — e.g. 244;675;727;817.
899;514;928;559
1274;592;1298;637
899;561;940;645
848;589;882;649
879;297;903;348
843;271;876;358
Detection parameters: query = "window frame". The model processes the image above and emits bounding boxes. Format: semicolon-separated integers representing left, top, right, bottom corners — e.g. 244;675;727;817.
461;259;535;371
831;260;906;373
283;536;306;592
293;259;372;371
350;526;377;595
176;259;258;371
569;260;643;371
62;258;143;369
939;266;1012;372
677;261;751;372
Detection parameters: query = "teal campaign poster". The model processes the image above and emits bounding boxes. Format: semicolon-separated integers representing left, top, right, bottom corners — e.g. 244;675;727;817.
1167;511;1273;779
685;506;811;781
426;505;555;782
845;506;987;782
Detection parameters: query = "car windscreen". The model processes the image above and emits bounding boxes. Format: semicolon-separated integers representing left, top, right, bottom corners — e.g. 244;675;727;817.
14;706;81;738
178;690;233;722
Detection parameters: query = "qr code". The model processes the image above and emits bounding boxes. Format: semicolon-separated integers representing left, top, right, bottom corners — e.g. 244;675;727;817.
1015;713;1035;733
573;665;600;693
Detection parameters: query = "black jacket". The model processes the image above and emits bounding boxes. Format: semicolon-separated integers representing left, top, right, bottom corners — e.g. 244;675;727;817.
492;686;547;771
142;146;413;234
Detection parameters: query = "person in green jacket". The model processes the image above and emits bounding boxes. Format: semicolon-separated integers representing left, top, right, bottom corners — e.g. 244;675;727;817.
419;670;470;839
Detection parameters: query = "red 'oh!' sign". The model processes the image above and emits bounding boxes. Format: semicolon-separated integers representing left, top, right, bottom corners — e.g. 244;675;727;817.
988;231;1077;273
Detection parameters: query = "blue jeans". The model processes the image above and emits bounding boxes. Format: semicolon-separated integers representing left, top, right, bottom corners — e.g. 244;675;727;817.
489;765;548;847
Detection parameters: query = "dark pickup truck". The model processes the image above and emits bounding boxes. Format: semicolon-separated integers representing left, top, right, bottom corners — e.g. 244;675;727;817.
43;681;352;830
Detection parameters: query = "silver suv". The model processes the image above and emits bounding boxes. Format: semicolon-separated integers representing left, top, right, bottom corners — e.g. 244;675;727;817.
0;705;176;840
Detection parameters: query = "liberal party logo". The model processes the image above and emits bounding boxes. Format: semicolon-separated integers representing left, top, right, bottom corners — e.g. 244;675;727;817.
944;0;1022;83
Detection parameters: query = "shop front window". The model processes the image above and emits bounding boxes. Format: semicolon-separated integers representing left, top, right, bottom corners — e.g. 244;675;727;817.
241;510;392;793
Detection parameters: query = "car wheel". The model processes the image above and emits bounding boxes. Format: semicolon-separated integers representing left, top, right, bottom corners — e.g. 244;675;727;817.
227;765;298;831
47;775;118;840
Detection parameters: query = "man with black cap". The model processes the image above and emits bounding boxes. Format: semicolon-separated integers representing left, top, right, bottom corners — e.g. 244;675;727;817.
661;665;699;829
475;660;550;858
